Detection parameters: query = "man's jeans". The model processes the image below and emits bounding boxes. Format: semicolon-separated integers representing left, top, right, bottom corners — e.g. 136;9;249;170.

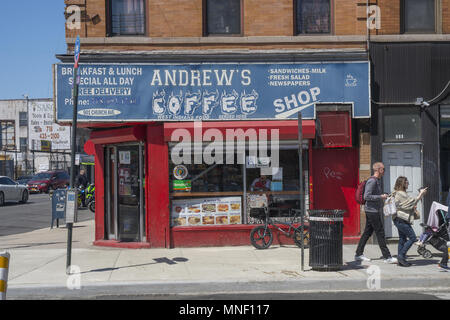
393;218;417;260
356;211;392;259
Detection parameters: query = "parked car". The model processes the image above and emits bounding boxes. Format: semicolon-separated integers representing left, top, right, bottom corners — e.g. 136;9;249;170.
16;175;34;185
0;176;29;206
27;171;70;194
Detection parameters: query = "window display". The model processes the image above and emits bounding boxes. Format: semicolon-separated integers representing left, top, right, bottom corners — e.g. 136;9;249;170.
171;197;242;227
169;145;309;226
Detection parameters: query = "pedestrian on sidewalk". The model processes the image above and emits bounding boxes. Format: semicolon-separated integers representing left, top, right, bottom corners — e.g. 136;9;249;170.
355;162;398;264
76;169;89;207
392;177;427;267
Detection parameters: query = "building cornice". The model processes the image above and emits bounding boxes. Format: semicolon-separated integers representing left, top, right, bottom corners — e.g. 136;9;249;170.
370;34;450;42
65;35;368;46
56;48;369;64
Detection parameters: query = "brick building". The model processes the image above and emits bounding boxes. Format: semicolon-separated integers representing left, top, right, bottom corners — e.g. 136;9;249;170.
56;0;450;247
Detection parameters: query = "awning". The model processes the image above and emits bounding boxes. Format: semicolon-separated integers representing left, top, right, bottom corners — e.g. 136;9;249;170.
88;126;146;145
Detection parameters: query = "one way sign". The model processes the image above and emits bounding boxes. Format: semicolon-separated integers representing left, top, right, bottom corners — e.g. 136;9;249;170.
74;35;80;68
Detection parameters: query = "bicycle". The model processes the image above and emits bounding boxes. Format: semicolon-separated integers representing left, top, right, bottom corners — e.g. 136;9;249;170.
248;194;310;249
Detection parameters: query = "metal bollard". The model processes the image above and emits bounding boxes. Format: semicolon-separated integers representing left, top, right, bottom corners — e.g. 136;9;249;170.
447;242;450;261
0;251;10;300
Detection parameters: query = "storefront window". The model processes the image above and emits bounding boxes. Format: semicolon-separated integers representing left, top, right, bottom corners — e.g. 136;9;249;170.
169;143;309;227
246;148;308;222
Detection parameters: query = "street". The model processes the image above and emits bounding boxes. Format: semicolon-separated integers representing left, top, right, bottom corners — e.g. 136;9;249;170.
0;193;93;237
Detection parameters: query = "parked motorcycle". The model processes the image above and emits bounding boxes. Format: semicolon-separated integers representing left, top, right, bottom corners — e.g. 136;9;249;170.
86;183;95;213
77;187;85;209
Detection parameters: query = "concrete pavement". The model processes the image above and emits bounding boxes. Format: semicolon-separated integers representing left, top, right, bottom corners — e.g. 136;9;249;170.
0;218;449;299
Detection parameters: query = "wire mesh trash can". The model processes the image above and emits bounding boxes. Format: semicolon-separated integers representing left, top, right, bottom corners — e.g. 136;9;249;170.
308;209;345;271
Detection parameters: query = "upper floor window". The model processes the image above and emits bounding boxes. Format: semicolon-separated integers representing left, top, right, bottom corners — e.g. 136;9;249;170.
295;0;331;35
20;137;27;152
402;0;436;33
0;121;15;151
205;0;241;36
110;0;145;36
19;112;27;127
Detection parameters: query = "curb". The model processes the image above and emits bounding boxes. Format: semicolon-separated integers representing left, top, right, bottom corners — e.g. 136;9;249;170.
7;277;450;299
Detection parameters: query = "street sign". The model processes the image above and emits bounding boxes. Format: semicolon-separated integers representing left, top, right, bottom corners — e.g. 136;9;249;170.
65;189;78;224
74;36;80;68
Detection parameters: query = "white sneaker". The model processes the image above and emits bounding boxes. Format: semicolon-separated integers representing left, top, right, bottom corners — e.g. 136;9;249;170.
384;257;398;264
414;241;422;246
355;255;371;262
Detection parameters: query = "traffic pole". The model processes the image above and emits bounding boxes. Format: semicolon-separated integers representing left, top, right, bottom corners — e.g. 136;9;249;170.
298;112;304;272
67;36;80;275
0;251;10;300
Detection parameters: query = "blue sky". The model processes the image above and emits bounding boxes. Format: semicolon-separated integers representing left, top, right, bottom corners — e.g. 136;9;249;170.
0;1;66;99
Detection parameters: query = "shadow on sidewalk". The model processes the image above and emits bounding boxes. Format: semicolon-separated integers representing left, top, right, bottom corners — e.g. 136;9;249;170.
343;261;368;270
1;241;76;250
410;259;441;267
80;257;189;274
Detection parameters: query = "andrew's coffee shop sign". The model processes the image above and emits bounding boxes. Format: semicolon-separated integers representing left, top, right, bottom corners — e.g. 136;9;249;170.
55;62;370;122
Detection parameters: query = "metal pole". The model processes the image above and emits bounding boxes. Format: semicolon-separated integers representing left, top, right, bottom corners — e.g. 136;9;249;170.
67;62;79;275
298;112;304;271
0;251;10;300
24;95;29;175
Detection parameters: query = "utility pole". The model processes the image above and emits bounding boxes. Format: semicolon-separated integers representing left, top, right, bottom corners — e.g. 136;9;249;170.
23;94;29;174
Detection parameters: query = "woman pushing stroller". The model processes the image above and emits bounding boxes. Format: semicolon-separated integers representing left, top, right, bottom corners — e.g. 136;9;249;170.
391;176;449;271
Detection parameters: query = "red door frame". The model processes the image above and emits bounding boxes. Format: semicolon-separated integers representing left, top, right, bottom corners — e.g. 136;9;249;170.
90;125;151;248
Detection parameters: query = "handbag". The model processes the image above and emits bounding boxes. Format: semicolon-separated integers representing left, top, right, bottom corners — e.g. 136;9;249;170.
383;194;397;217
413;207;421;220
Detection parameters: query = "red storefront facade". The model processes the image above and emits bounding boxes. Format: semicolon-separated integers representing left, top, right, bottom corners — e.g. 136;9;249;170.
82;116;361;249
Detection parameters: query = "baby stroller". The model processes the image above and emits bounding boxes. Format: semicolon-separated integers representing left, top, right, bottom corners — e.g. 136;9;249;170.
417;209;450;259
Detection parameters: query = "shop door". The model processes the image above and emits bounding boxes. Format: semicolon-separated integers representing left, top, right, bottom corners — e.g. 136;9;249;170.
311;148;360;237
382;144;422;237
105;144;145;242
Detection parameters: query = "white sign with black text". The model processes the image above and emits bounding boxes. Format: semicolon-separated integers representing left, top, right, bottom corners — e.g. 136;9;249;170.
29;101;71;151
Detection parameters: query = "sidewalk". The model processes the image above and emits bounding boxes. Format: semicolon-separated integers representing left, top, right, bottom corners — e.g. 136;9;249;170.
1;219;449;299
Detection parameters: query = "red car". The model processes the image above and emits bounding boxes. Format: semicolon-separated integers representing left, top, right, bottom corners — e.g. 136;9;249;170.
27;171;70;193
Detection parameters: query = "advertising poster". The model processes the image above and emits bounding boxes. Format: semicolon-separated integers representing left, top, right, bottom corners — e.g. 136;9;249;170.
171;197;242;227
29;101;71;151
118;167;132;196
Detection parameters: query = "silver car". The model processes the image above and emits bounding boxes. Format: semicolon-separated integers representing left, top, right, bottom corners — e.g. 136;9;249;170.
0;176;29;206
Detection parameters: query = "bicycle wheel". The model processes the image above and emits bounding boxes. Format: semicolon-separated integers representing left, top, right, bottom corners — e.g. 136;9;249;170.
293;227;310;248
250;226;273;249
